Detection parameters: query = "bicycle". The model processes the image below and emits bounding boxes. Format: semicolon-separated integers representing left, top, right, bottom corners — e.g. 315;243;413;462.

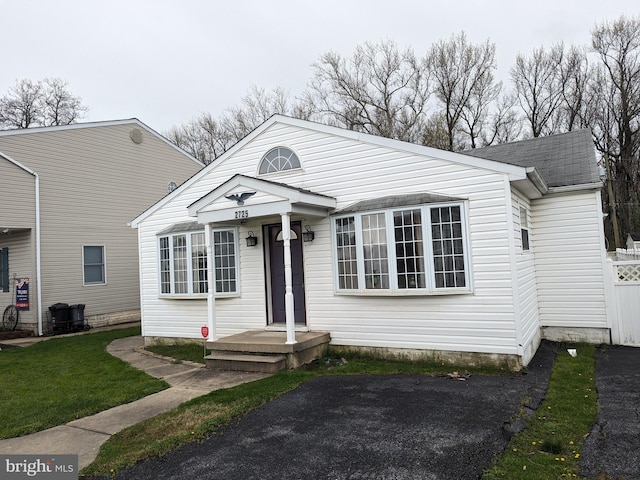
2;304;18;330
2;274;19;331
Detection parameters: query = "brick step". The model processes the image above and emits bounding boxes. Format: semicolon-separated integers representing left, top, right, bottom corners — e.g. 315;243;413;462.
205;352;287;374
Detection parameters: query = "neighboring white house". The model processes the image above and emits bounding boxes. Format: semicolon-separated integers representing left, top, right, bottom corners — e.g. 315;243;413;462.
0;119;203;335
131;116;608;369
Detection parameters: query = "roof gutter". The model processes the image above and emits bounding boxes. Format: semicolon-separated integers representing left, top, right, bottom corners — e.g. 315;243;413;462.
1;153;43;336
547;182;604;194
525;167;548;195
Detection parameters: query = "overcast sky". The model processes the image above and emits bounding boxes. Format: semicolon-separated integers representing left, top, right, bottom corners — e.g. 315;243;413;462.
1;1;638;134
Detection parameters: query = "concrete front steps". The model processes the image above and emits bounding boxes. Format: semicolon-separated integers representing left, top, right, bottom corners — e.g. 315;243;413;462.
205;330;330;373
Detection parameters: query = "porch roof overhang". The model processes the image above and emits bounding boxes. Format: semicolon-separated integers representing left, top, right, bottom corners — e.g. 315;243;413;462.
187;174;337;224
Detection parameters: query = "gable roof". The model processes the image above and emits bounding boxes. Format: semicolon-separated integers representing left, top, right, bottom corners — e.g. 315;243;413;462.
0;118;204;168
464;129;601;189
131;115;534;227
186;173;336;224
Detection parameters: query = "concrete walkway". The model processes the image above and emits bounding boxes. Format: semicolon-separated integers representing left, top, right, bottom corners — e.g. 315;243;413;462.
0;335;268;470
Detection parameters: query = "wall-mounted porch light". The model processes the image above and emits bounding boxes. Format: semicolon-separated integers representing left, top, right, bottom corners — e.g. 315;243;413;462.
302;225;315;242
246;231;258;247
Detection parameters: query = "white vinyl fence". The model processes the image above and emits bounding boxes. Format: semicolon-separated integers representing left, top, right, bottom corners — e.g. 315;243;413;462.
616;248;640;261
607;256;640;346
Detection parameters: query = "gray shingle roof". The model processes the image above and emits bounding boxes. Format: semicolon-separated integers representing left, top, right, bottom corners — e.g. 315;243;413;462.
337;193;463;214
464;129;601;188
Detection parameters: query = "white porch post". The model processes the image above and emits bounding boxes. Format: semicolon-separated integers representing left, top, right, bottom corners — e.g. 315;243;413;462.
205;224;216;341
281;213;297;344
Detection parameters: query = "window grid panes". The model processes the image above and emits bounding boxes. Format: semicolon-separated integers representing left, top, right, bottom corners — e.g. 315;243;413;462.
335;217;358;289
333;203;468;294
394;209;426;288
362;213;389;289
213;230;236;293
159;229;237;296
431;206;466;288
83;246;105;284
159;237;171;294
259;147;301;174
191;232;207;293
172;235;188;294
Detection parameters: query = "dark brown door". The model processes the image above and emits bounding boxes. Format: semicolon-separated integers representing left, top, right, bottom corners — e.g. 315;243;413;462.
266;222;306;325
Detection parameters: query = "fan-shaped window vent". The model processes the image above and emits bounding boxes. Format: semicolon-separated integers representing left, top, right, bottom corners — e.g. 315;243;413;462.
259;147;301;174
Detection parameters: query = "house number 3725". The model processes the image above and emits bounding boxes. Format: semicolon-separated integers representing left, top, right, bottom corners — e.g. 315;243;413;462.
235;210;249;219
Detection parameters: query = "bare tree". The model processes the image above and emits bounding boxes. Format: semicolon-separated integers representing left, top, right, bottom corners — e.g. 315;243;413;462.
165;113;230;165
42;78;89;126
166;86;296;164
0;78;87;129
221;85;293;145
303;40;431;143
458;76;503;149
482;91;523;146
590;15;640;246
0;79;43;128
511;44;565;137
557;45;590;131
421;112;456;150
427;32;499;150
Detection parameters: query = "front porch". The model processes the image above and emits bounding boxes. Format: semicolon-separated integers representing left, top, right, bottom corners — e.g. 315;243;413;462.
205;330;330;373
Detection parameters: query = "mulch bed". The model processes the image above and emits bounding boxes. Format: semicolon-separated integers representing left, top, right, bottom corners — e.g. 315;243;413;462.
0;329;34;340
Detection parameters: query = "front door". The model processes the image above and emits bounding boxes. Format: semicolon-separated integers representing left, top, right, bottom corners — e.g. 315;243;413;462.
266;222;306;325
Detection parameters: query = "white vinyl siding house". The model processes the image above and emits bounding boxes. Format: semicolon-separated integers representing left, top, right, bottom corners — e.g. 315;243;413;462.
132;117;607;369
532;189;609;342
0;120;203;334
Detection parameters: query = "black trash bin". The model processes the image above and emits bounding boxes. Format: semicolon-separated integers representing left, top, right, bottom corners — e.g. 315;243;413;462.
49;303;70;333
69;304;87;331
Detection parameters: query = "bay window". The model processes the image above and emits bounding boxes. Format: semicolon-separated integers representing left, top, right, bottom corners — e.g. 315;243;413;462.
158;228;238;296
333;203;471;294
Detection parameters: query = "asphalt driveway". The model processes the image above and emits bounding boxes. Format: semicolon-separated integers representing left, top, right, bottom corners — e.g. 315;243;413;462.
579;345;640;480
105;342;556;480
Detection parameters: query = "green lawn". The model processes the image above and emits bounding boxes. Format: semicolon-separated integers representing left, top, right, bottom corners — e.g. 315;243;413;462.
483;344;597;479
0;327;168;439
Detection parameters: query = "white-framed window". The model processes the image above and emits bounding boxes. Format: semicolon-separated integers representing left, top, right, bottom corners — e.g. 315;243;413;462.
332;203;471;294
158;228;238;296
258;146;301;174
519;206;530;251
83;245;106;285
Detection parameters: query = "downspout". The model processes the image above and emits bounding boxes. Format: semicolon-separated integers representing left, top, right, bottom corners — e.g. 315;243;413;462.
34;172;43;336
1;153;43;335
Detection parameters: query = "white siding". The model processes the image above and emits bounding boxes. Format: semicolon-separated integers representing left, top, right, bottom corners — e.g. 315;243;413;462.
138;122;521;355
532;190;607;329
512;189;541;363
